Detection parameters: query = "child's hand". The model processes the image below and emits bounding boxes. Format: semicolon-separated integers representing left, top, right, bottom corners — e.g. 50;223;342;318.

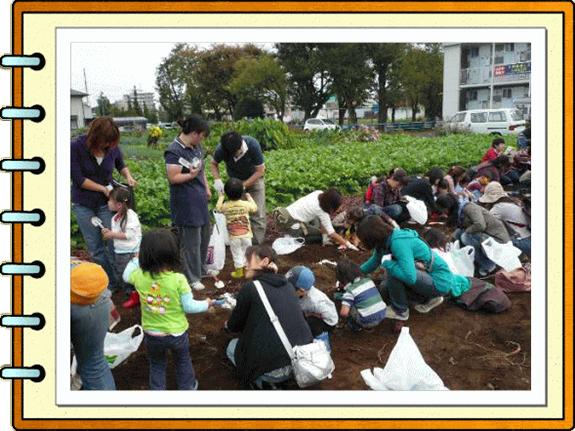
101;228;113;239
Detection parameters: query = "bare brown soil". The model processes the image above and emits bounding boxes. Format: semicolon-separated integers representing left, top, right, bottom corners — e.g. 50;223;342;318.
74;196;531;391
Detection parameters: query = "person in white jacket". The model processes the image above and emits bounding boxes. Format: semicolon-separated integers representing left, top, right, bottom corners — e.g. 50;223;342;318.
286;266;338;350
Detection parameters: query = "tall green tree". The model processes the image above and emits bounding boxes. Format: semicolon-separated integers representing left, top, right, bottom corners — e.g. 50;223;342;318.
397;44;443;121
155;43;202;121
196;44;263;120
365;43;407;126
228;53;287;120
275;43;332;121
319;44;373;125
132;86;142;116
95;92;112;116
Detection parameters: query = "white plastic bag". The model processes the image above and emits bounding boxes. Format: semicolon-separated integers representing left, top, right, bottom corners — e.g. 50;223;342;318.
404;196;428;225
272;236;305;255
71;324;144;379
438;240;475;277
292;339;335;388
481;238;522;272
361;327;448;391
213;210;230;246
206;219;226;271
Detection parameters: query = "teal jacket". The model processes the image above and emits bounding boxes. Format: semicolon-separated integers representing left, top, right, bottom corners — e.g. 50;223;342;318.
360;229;470;297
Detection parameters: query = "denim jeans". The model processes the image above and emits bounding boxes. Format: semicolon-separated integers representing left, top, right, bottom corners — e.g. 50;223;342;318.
512;235;531;256
383;270;443;314
226;338;293;386
145;332;197;390
72;203;119;290
70;290;116;390
454;229;497;274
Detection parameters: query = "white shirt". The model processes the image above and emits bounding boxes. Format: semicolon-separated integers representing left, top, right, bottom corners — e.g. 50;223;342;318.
111;209;142;253
298;286;339;326
286;190;335;235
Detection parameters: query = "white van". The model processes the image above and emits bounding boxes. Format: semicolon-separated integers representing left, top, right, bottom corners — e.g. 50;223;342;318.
447;108;526;135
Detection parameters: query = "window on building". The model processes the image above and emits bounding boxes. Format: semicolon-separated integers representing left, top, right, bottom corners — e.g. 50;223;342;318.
470;47;479;58
495;44;504;52
71;115;78;130
502;88;513;99
494;56;504;64
488;111;506;122
471;112;487;123
505;43;515;52
467;90;478;101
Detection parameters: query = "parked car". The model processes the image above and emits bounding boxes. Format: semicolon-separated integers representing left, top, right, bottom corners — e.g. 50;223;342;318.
158;121;177;129
447;108;526;135
303;118;339;132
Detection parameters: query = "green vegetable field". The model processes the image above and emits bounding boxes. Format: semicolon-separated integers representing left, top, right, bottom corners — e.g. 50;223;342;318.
71;129;514;248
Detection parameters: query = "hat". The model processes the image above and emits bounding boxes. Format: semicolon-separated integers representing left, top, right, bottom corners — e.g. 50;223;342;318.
286;266;315;291
479;181;508;203
71;261;109;305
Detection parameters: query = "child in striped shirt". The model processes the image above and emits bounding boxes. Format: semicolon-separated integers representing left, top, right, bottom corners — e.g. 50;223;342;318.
335;258;387;332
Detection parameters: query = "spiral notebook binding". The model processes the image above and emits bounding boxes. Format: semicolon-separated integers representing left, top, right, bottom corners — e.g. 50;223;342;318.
0;157;46;174
0;53;48;387
0;53;45;70
0;105;46;122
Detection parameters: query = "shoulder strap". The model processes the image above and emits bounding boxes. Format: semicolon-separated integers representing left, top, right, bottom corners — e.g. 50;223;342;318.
253;280;295;360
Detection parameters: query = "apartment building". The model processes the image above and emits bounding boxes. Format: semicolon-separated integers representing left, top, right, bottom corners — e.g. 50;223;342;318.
116;89;156;112
442;43;531;120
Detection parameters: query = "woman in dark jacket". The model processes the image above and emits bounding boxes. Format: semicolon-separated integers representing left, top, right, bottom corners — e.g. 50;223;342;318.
71;116;136;290
435;193;510;277
225;246;313;389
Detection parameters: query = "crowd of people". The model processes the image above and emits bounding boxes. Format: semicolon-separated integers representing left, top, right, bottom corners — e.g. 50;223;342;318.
70;115;531;391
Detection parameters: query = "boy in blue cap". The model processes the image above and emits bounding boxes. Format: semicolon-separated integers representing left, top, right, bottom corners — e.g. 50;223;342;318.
285;266;338;350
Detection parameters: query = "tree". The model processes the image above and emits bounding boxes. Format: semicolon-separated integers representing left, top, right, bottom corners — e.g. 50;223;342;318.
132;86;142;116
365;43;407;126
275;43;332;121
95;92;112;116
228;53;287;120
155;43;201;121
319;44;373;125
196;44;264;120
233;98;264;121
397;44;443;121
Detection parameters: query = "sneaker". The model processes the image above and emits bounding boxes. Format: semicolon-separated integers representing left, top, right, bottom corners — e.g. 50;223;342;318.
385;306;409;321
191;281;205;291
231;267;244;278
414;296;444;314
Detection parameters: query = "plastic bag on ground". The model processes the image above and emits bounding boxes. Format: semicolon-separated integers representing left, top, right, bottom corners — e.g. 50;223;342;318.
272;236;305;255
361;327;448;390
437;240;475;277
481;238;522;272
71;324;144;387
404;196;428;225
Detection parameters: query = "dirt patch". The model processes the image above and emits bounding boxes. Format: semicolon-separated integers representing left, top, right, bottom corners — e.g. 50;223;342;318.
73;196;531;391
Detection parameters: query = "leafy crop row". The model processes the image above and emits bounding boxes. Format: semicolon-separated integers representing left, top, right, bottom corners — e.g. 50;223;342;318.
71;133;504;248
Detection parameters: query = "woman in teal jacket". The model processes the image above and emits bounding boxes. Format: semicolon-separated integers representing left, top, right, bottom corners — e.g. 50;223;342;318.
357;216;471;320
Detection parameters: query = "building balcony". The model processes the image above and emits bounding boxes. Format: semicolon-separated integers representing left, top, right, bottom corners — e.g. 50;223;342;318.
460;61;531;86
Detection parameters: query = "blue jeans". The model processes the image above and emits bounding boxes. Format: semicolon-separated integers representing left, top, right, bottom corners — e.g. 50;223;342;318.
383;203;404;220
455;229;497;274
72;203;119;290
512;235;531;256
145;332;197;390
70;290;116;390
226;338;293;386
383;270;443;314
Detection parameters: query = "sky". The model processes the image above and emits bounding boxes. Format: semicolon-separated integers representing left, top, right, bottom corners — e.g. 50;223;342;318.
71;42;274;108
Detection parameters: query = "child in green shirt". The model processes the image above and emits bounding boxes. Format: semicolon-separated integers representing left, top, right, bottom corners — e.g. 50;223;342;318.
129;229;215;390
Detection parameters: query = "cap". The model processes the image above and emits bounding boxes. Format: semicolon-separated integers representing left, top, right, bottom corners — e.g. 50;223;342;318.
71;261;109;305
479;181;508;204
286;266;315;291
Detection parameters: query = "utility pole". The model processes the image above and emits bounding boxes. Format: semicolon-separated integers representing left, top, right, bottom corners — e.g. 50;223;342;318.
82;68;88;125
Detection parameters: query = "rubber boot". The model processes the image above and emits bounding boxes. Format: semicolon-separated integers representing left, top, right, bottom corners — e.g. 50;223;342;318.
122;291;140;309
